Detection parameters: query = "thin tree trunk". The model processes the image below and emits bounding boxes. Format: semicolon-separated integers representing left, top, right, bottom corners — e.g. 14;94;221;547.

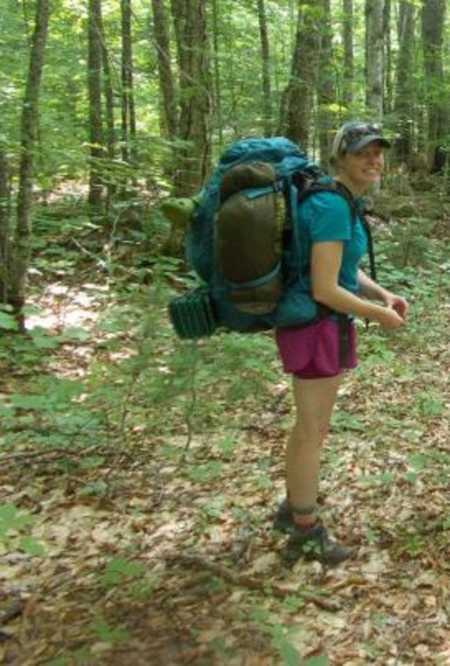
98;3;115;214
394;1;416;164
0;149;10;302
87;0;104;209
170;0;182;70
100;12;115;161
384;0;393;114
211;0;223;147
121;0;137;164
365;0;385;120
226;49;239;138
281;0;320;149
257;0;272;136
421;0;447;169
317;0;335;167
151;0;177;139
10;0;49;324
342;0;354;112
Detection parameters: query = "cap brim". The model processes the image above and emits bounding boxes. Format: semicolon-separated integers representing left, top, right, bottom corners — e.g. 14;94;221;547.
348;135;391;153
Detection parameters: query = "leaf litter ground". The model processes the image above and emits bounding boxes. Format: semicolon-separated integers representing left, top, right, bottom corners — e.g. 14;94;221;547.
0;235;449;666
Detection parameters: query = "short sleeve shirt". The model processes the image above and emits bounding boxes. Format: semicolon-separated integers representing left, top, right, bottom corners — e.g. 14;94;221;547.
296;190;368;295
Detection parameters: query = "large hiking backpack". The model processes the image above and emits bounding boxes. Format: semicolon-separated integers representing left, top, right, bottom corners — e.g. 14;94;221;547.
168;137;372;339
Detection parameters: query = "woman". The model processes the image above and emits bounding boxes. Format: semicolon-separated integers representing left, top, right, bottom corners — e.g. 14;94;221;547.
274;122;409;565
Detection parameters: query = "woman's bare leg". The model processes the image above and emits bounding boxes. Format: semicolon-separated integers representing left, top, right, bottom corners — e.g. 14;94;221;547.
286;374;343;526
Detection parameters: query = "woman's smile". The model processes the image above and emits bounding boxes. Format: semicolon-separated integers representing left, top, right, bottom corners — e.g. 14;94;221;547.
337;142;385;194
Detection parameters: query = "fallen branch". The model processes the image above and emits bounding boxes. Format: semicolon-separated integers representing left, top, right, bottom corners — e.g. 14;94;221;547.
167;553;341;612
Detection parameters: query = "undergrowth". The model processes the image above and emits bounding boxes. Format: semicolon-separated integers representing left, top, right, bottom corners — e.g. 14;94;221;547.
0;193;449;665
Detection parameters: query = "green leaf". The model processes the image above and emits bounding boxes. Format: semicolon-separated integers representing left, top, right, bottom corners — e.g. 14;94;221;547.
0;504;34;537
31;333;60;350
45;657;69;666
186;461;223;483
270;625;301;666
100;557;145;587
0;311;19;331
31;326;61;349
331;410;365;432
19;536;46;557
10;394;49;410
201;496;225;519
79;456;105;470
281;595;305;613
407;453;427;471
92;618;130;643
302;657;329;666
278;640;301;666
79;480;108;496
61;327;91;342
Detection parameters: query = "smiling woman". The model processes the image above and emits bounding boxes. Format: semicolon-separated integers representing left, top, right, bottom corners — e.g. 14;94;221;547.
332;122;390;194
273;121;409;566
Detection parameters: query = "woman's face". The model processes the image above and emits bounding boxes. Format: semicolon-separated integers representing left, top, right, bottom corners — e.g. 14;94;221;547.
338;141;385;193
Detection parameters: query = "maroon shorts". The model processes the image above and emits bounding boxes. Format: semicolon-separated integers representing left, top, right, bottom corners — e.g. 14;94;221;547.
275;318;358;379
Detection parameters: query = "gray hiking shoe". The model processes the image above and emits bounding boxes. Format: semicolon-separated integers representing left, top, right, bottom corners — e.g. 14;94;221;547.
284;523;352;566
274;500;352;565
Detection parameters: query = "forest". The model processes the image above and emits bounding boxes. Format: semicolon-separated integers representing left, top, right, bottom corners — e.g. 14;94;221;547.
0;0;449;664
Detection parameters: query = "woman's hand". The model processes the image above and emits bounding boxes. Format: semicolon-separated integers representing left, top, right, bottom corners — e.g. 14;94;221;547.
382;293;409;319
312;251;409;330
376;306;405;330
358;271;410;320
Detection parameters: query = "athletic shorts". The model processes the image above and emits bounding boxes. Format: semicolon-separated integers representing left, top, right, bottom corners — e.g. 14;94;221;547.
275;318;357;379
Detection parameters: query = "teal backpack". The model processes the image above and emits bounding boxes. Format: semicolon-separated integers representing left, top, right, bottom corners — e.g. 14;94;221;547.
168;137;370;339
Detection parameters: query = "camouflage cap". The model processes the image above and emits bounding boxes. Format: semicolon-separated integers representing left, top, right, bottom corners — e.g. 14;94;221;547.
332;121;390;159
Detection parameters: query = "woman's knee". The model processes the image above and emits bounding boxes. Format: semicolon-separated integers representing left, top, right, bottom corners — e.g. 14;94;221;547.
290;419;329;451
290;420;322;448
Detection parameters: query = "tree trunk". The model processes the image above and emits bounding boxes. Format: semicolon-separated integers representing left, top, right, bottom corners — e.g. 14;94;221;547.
393;1;416;164
121;0;137;164
171;0;212;197
87;0;104;209
281;0;320;150
383;0;393;114
257;0;272;136
317;0;335;167
421;0;447;169
9;0;49;325
100;9;115;161
211;0;223;147
342;0;354;111
98;3;115;214
365;0;385;120
151;0;177;139
0;148;10;303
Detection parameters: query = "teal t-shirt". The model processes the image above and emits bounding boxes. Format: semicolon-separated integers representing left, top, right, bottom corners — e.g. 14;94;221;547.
275;189;368;327
297;190;368;294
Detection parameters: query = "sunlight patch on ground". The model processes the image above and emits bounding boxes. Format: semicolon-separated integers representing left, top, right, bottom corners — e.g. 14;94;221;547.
27;282;109;332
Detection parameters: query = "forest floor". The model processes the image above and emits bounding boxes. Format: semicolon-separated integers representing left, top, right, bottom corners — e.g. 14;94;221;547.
0;196;449;666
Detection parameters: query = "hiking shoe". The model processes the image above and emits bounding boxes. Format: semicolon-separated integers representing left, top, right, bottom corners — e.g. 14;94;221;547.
284;523;352;566
273;498;295;534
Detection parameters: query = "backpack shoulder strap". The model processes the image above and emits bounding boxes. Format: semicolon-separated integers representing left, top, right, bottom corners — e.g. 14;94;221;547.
298;179;377;282
298;179;357;220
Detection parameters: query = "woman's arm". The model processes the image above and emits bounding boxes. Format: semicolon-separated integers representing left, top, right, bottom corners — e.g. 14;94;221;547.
311;242;405;329
358;268;409;318
358;269;390;301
